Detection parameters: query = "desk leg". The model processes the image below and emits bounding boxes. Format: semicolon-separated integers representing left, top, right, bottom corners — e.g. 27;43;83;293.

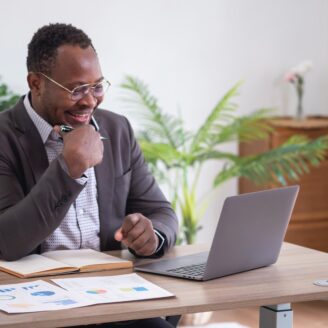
259;303;293;328
165;315;181;327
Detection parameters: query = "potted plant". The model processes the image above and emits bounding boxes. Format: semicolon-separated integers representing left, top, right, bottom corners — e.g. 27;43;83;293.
0;78;20;112
121;76;328;245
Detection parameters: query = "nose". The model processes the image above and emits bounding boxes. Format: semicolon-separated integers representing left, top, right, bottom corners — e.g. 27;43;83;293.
77;90;98;108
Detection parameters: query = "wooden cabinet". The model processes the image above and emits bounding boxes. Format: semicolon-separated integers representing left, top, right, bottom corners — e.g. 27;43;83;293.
239;117;328;252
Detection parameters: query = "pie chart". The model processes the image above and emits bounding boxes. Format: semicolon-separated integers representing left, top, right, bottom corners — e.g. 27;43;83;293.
86;289;107;294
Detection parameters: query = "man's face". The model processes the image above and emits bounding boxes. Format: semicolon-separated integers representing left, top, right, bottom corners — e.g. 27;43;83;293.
32;45;104;128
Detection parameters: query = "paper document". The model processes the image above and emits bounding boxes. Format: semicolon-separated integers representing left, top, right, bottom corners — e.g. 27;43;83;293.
53;273;174;304
0;280;94;313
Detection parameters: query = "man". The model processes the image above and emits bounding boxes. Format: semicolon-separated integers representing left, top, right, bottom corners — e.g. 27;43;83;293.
0;23;178;327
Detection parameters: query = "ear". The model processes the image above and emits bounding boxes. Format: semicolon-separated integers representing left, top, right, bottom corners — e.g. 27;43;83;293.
27;72;42;96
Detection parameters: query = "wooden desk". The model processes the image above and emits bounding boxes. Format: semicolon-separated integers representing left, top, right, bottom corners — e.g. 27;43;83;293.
0;243;327;327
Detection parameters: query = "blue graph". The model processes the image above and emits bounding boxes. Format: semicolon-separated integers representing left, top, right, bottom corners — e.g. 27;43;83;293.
22;285;39;290
44;299;77;305
31;291;55;297
133;287;148;292
0;288;15;293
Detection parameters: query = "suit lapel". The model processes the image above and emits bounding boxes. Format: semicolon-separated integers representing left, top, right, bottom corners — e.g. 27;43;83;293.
12;98;49;183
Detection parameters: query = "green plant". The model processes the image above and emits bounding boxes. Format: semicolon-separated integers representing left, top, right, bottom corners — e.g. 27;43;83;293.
121;76;328;244
0;78;20;112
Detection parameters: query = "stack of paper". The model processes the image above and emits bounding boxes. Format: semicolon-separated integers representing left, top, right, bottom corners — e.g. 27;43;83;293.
0;274;174;313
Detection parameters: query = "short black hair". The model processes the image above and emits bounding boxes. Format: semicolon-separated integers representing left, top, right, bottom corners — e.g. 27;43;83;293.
26;23;95;74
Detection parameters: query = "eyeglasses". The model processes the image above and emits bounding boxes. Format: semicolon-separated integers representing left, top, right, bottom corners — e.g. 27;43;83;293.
38;72;111;102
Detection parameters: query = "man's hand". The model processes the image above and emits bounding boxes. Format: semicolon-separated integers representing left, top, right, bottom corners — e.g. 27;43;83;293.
114;213;159;256
54;125;104;179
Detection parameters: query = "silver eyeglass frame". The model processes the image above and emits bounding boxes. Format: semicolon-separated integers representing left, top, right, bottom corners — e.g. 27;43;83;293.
38;72;111;101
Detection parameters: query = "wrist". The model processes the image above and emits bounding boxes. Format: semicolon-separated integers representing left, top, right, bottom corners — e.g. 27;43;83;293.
62;153;87;179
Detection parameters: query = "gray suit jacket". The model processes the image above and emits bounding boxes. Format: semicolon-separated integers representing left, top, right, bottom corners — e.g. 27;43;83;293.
0;98;178;260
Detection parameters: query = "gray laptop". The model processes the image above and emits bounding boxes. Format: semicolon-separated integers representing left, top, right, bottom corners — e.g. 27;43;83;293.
135;186;299;281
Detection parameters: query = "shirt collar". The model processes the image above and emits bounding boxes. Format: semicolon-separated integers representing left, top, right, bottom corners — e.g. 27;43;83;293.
24;93;54;144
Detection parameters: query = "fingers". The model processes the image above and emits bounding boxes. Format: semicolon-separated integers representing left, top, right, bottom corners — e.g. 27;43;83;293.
53;124;97;140
53;125;61;135
114;227;124;241
114;213;159;256
60;125;104;178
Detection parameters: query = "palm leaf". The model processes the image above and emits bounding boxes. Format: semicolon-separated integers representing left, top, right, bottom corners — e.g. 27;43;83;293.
121;76;188;148
0;80;20;112
188;150;239;166
139;140;186;168
211;108;274;144
190;81;242;152
214;135;328;186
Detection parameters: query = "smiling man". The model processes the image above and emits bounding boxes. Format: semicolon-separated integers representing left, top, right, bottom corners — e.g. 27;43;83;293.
0;24;178;328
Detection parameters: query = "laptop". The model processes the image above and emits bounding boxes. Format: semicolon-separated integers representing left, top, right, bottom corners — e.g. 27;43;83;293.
135;185;299;281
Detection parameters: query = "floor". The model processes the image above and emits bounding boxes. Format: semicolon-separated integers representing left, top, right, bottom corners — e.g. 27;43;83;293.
178;301;328;328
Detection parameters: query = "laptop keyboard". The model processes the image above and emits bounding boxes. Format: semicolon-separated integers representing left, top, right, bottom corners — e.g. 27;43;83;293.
167;263;206;278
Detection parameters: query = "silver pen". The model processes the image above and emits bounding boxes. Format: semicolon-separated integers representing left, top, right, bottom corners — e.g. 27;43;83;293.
60;116;108;140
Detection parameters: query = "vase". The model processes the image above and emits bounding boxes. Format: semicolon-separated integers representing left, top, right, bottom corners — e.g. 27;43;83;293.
296;98;305;120
296;79;304;120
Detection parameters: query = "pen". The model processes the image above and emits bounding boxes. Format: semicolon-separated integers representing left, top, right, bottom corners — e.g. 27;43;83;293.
60;118;108;140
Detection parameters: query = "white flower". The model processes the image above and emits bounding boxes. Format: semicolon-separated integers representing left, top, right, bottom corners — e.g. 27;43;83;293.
291;60;313;77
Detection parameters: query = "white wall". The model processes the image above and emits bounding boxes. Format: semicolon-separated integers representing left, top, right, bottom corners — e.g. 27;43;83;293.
1;0;328;242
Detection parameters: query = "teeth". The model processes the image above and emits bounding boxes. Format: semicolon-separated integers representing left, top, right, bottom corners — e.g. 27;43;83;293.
71;113;89;117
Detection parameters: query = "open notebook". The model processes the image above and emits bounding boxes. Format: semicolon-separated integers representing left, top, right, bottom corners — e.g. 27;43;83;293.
0;249;133;278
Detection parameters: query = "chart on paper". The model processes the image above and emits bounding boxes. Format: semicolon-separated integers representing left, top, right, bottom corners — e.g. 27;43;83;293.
53;273;174;304
0;280;94;313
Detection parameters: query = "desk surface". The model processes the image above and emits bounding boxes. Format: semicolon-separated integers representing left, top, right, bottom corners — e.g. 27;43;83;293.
0;243;327;327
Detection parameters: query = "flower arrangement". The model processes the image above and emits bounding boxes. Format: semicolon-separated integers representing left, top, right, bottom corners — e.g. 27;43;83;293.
284;61;313;120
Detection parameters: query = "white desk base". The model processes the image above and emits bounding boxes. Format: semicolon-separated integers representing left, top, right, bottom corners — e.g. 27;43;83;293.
260;304;293;328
